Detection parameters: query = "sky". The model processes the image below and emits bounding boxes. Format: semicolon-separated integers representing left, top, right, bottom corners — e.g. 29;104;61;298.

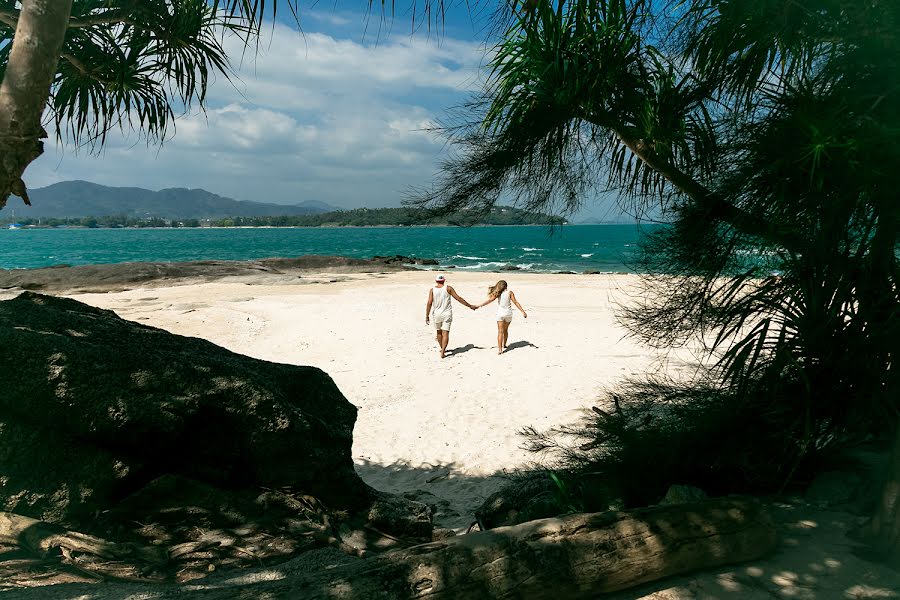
24;1;625;222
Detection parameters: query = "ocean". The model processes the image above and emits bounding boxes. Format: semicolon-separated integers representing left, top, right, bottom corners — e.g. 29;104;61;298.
0;224;657;272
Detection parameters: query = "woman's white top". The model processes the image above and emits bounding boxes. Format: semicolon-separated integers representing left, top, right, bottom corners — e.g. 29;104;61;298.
496;289;514;320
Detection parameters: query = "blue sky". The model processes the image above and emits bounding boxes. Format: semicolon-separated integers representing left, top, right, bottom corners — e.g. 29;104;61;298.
25;1;625;221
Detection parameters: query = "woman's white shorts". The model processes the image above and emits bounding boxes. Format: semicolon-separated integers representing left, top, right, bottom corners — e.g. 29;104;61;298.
496;309;513;323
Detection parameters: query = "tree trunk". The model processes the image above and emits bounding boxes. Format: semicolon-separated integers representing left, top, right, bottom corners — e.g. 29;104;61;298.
861;427;900;562
0;0;73;207
163;496;777;599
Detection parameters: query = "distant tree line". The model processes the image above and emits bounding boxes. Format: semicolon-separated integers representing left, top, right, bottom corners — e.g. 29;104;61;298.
2;207;565;228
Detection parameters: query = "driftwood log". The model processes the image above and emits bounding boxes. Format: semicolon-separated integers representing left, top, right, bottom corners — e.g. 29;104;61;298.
2;497;777;596
156;496;776;599
0;511;167;580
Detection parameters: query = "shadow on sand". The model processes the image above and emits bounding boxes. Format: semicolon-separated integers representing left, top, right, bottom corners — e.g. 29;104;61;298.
445;343;483;356
504;340;538;352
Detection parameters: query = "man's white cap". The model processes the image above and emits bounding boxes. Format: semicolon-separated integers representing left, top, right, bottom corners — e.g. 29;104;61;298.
435;275;445;282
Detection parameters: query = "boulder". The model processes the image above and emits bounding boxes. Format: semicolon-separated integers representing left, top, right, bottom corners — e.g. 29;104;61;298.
499;264;521;271
0;292;372;523
371;255;438;266
805;447;889;515
660;484;708;505
475;476;559;529
372;255;413;265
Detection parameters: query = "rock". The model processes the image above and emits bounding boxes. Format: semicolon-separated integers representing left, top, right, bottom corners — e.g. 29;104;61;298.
582;270;603;275
365;493;433;540
805;472;861;507
805;447;888;515
0;256;400;293
0;292;372;524
556;271;577;275
660;484;708;505
372;255;413;265
475;477;559;529
499;264;521;271
432;527;457;541
370;255;437;266
401;489;461;524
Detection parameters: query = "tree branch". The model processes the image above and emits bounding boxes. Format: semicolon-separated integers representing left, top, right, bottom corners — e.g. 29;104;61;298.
0;6;136;30
0;8;17;29
60;53;89;76
610;128;801;253
68;9;136;28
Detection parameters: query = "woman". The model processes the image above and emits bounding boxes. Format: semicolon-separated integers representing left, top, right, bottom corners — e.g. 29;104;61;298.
476;280;527;354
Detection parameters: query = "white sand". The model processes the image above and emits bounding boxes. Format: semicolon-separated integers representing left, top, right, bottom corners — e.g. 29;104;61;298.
14;270;892;599
70;271;676;529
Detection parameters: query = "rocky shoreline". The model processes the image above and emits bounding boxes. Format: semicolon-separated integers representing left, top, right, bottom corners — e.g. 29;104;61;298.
0;255;425;293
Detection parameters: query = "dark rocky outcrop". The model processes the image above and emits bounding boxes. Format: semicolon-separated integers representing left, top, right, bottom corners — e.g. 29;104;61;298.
0;292;372;523
0;256;410;293
371;255;438;266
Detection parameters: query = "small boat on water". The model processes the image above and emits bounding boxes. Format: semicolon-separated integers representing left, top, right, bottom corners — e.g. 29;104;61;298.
7;223;22;230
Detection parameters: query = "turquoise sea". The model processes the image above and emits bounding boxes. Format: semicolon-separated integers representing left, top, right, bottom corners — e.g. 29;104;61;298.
0;224;657;272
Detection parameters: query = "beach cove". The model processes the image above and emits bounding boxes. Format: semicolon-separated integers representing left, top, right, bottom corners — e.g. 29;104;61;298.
0;263;895;598
57;270;663;529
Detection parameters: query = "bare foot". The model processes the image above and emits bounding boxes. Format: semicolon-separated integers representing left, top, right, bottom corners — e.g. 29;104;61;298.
440;350;446;358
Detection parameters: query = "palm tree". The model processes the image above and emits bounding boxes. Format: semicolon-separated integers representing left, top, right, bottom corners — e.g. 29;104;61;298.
413;0;899;555
0;0;445;206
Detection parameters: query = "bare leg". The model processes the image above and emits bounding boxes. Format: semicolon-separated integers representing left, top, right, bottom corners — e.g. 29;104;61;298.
496;321;504;354
501;321;511;350
435;329;442;349
439;330;450;358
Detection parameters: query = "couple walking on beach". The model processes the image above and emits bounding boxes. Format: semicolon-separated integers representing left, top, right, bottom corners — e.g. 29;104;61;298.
425;274;527;358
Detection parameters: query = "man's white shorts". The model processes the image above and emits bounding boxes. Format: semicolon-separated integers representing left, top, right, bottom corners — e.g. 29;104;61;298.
433;314;452;331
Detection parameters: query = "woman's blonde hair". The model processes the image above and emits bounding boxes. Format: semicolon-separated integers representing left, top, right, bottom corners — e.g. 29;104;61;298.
488;280;508;298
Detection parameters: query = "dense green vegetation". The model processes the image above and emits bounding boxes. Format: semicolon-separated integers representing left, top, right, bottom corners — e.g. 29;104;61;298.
415;0;900;552
3;206;564;228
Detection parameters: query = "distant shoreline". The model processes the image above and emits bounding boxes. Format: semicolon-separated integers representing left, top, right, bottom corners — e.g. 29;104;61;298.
0;255;628;293
3;223;616;230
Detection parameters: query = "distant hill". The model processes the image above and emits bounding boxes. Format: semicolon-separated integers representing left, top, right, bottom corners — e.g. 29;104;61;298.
2;181;337;219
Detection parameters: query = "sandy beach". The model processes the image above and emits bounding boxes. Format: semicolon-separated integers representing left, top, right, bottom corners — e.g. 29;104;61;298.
4;267;895;599
66;270;667;531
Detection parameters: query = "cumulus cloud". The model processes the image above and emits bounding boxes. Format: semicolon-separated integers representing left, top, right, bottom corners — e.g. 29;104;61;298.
26;21;486;209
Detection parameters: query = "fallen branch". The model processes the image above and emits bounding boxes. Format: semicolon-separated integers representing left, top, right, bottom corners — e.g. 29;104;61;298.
156;496;778;598
0;511;166;581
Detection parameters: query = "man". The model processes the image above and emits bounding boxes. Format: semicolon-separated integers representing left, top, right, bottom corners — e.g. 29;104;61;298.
425;274;475;358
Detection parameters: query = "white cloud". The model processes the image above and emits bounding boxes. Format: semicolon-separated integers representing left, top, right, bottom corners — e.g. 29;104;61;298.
26;23;486;209
304;9;352;27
